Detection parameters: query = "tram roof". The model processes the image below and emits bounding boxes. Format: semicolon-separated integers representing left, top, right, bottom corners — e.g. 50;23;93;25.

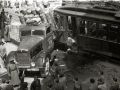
54;4;120;25
18;36;43;51
20;23;50;31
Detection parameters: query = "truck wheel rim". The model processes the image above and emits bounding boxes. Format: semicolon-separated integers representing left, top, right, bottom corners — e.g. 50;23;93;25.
45;57;49;75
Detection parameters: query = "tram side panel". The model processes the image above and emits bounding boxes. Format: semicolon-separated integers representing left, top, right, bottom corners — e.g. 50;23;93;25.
77;19;109;57
77;20;120;59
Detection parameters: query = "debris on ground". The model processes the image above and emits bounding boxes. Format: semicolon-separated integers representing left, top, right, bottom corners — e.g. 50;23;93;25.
53;49;120;88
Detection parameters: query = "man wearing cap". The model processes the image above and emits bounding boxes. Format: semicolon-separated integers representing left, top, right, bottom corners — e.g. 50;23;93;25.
7;59;21;87
0;78;7;90
52;78;64;90
30;76;41;90
0;78;14;90
109;78;119;90
0;40;7;64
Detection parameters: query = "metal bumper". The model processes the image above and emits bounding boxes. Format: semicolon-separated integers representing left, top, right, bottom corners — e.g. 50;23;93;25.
18;66;45;71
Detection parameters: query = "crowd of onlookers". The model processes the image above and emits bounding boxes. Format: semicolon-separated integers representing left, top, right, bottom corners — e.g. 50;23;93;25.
0;0;120;90
0;0;51;25
0;52;119;90
0;0;54;41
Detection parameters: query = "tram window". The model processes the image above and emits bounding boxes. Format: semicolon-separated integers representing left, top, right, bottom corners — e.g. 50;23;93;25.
99;23;107;40
79;20;87;35
109;25;118;42
57;15;64;30
60;16;64;29
67;16;72;30
54;14;59;24
89;22;97;37
71;17;77;37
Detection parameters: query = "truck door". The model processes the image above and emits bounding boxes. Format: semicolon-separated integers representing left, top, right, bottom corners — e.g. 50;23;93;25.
46;26;54;50
42;26;54;52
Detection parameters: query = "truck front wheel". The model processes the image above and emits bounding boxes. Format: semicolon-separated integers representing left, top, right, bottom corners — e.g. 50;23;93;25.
41;57;50;77
45;57;50;76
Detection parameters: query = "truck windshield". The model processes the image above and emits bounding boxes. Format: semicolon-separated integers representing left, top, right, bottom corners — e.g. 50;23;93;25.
21;30;44;36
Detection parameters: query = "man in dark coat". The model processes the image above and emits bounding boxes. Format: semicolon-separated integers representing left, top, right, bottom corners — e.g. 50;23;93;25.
109;78;119;90
1;9;5;38
98;71;105;85
54;63;62;78
15;0;19;8
52;78;64;90
18;82;28;90
88;78;98;90
30;76;41;90
73;77;82;90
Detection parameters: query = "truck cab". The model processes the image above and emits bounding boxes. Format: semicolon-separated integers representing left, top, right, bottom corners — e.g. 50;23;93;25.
15;23;54;76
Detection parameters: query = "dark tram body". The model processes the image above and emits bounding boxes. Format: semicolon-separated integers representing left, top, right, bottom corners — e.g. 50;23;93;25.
54;2;120;59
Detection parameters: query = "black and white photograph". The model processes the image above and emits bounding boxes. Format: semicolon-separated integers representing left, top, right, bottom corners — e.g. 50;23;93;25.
0;0;120;90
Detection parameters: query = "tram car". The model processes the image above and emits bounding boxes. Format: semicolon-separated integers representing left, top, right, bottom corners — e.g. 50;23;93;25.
54;1;120;59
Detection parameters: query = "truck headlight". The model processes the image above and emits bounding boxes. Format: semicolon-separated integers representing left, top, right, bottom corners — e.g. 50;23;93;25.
31;62;35;67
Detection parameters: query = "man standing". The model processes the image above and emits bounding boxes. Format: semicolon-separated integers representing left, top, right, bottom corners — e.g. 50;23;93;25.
109;78;119;90
88;78;98;90
1;9;5;38
7;59;21;87
4;23;11;42
0;40;7;63
98;71;105;85
8;0;11;8
54;63;62;78
52;78;64;90
59;73;67;89
15;0;20;13
73;77;82;90
30;76;41;90
0;78;7;90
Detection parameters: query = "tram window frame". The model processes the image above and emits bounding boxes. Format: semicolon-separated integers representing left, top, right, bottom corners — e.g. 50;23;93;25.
98;23;107;40
89;21;97;38
54;14;59;25
108;25;118;42
61;16;64;29
79;19;88;35
57;15;65;30
67;16;72;30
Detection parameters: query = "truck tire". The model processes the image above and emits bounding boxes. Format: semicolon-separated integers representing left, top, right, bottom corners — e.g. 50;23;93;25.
45;57;50;76
41;56;50;77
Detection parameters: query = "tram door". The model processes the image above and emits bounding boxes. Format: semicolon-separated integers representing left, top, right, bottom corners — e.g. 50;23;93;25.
67;16;77;38
55;15;68;44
